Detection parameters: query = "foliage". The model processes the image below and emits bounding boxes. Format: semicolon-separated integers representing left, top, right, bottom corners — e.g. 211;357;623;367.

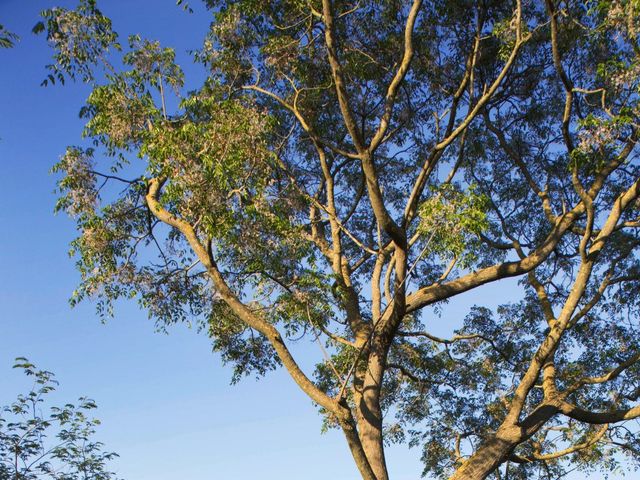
417;184;489;266
35;0;640;479
0;359;120;480
33;0;120;85
0;24;18;49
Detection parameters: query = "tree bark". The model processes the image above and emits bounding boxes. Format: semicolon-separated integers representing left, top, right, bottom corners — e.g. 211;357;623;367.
448;427;520;480
356;350;389;480
359;424;388;480
338;414;378;480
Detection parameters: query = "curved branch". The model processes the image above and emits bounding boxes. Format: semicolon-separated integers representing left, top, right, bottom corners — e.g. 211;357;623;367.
369;0;423;152
433;2;530;152
512;424;608;462
144;177;338;412
560;401;640;424
406;207;583;313
566;352;640;395
321;0;365;152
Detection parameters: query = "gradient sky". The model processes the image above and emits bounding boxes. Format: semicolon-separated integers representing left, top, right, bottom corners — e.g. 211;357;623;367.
0;2;618;479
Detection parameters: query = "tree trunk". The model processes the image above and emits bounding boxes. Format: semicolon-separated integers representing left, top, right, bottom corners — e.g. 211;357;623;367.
358;419;388;480
356;351;390;480
339;416;378;480
448;427;520;480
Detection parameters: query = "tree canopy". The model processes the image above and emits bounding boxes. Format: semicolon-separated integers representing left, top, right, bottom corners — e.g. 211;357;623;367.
39;0;640;478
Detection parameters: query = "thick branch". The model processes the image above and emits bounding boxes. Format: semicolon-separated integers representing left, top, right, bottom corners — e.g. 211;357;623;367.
560;402;640;424
406;208;582;313
145;177;337;412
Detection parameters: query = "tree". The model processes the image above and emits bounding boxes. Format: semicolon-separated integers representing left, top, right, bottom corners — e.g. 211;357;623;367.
38;0;640;478
0;359;120;480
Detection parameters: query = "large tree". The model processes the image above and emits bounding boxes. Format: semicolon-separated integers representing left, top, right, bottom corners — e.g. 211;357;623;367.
39;0;640;478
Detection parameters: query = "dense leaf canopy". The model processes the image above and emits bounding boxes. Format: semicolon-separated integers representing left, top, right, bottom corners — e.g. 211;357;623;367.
37;0;640;478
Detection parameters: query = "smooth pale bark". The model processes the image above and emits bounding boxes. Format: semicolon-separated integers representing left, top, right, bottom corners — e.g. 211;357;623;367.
447;438;514;480
357;349;389;480
339;414;378;480
356;239;409;480
447;426;521;480
359;422;388;480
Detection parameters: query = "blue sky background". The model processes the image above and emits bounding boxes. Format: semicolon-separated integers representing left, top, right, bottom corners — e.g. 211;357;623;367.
0;1;618;479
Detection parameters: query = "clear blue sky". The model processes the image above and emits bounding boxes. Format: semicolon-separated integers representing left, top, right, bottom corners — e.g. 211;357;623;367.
0;1;615;479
